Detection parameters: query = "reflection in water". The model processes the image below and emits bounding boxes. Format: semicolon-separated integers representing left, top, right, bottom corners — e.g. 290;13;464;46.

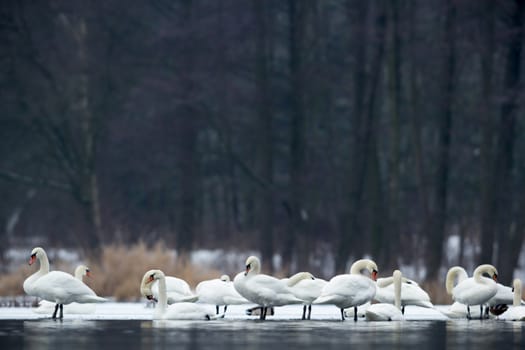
0;319;523;349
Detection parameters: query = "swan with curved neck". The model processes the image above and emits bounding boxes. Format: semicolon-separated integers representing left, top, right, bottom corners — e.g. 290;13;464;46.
314;258;378;321
141;269;215;320
285;272;327;320
24;247;107;319
445;266;469;295
196;274;248;315
23;247;50;296
365;270;403;321
449;264;498;320
233;256;304;320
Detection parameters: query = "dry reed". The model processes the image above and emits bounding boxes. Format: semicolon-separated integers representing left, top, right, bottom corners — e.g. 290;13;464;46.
1;242;221;301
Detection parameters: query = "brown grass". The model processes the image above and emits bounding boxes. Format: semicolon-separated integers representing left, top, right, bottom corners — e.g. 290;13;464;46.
1;242;221;301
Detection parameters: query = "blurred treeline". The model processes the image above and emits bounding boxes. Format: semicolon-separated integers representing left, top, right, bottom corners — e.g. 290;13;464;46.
1;0;525;284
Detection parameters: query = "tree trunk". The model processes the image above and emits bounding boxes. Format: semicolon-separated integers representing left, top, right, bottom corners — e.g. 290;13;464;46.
495;0;525;284
426;0;455;281
478;0;497;265
335;0;369;273
254;0;275;273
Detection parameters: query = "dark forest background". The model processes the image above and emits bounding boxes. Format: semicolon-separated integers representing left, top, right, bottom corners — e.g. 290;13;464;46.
1;0;525;285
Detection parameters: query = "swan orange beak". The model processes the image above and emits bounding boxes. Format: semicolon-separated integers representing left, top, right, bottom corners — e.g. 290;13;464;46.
29;254;36;265
371;270;378;281
86;270;92;278
244;264;250;276
146;275;155;284
492;273;498;282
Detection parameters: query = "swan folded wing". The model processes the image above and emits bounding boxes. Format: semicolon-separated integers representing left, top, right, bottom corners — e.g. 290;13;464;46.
453;281;497;305
32;271;106;304
487;284;514;306
164;302;215;320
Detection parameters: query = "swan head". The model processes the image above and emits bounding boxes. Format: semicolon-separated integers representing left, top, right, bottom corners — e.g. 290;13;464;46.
350;259;378;280
74;265;91;279
220;274;231;282
140;269;164;302
29;247;46;265
244;256;261;276
473;264;498;281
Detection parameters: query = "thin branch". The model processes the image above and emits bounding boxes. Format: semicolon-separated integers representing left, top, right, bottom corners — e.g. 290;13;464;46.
0;169;72;192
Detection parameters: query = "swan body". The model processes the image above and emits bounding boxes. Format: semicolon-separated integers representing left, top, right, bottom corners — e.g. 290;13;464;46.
233;256;304;320
440;266;480;318
285;272;327;319
34;265;96;315
374;274;433;312
447;264;498;319
498;279;525;321
151;276;198;304
314;259;378;321
140;269;216;320
24;247;107;319
196;274;249;314
366;270;403;321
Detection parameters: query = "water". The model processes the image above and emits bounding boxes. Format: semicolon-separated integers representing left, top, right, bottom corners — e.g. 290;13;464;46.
0;304;524;349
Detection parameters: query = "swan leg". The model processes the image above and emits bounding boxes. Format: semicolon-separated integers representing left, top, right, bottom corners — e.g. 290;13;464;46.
467;305;471;320
479;305;483;320
59;304;64;319
307;305;312;320
402;306;405;315
263;307;268;320
224;305;228;314
354;306;358;321
52;304;59;319
340;308;345;321
302;305;306;320
216;305;219;315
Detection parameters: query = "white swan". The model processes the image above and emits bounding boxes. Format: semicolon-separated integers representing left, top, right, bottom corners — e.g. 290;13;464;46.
314;259;378;321
196;274;249;314
498;279;525;321
151;274;198;304
140;269;216;320
365;270;403;321
374;273;433;314
449;264;498;319
285;272;327;320
24;247;107;319
441;266;481;319
233;256;304;320
34;265;96;315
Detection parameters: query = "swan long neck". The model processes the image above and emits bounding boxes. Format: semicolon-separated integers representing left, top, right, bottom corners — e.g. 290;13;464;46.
287;272;313;287
445;266;468;295
393;270;402;310
74;266;85;281
38;250;50;276
513;279;523;307
473;264;497;284
349;259;377;277
157;275;168;315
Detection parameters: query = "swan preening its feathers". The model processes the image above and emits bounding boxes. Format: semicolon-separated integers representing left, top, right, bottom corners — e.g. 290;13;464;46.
23;247;107;319
313;259;378;321
140;269;217;320
233;256;304;320
196;274;249;314
365;270;403;321
445;264;498;319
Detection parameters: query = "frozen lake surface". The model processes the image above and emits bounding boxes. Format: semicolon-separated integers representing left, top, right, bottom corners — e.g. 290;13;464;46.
0;303;524;349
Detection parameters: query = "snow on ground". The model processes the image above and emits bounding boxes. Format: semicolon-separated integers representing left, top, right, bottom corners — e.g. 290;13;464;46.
0;303;454;321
